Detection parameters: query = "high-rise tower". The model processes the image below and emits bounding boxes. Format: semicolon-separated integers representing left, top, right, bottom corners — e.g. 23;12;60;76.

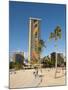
28;17;41;64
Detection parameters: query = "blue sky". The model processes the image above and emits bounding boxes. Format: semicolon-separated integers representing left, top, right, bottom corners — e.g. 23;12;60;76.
9;1;66;57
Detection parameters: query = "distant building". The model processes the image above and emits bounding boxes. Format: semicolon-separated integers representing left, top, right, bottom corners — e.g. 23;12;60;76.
57;53;64;66
50;52;56;66
51;52;64;67
13;51;24;64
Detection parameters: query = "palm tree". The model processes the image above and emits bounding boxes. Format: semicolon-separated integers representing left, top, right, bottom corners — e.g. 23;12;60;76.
49;25;62;78
37;39;46;73
38;39;46;53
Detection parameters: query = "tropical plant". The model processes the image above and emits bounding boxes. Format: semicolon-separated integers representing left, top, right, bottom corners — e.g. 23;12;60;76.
37;39;46;69
38;39;46;54
49;25;62;78
14;62;23;70
9;61;15;69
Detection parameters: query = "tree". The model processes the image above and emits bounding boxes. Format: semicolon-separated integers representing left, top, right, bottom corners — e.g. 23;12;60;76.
38;39;46;54
49;25;62;78
37;39;46;71
9;61;15;69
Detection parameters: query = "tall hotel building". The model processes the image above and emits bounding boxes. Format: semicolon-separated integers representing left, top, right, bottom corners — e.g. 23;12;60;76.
28;17;41;64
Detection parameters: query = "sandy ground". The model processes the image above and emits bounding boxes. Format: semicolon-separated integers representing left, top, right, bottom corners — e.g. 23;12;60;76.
9;68;66;88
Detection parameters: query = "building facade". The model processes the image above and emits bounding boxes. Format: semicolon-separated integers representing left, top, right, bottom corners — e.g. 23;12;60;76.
13;51;24;64
28;17;41;64
51;52;64;67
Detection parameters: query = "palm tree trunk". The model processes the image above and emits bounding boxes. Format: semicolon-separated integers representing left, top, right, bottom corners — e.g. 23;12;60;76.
54;42;58;78
55;52;57;78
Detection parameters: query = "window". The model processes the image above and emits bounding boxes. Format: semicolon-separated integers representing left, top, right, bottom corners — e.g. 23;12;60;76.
35;32;38;38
